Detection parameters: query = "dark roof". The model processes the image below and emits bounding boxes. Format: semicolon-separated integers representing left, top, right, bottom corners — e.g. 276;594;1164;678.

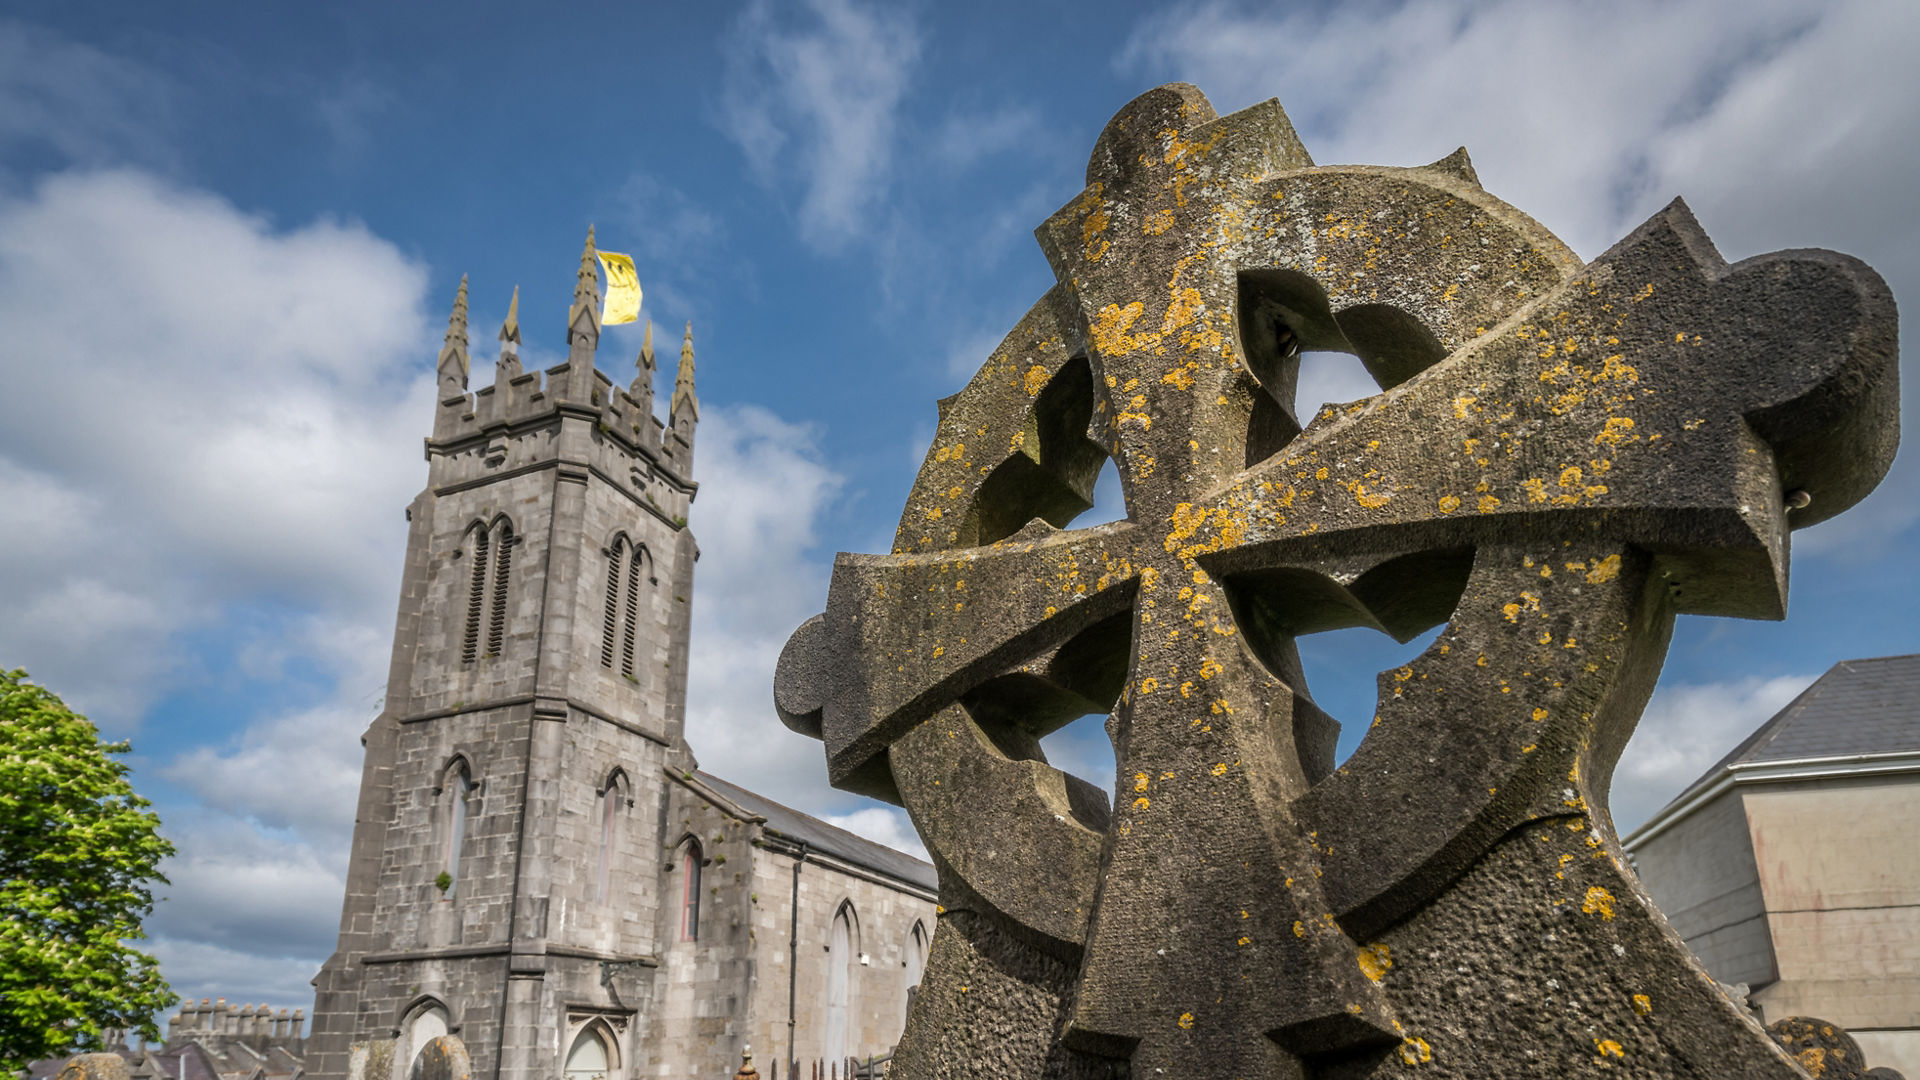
1651;652;1920;818
692;771;938;893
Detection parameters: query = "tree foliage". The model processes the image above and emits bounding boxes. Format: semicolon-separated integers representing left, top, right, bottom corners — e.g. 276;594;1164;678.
0;669;176;1072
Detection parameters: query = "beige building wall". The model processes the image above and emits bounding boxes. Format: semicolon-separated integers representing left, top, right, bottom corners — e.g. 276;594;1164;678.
1630;771;1920;1078
1742;776;1920;1077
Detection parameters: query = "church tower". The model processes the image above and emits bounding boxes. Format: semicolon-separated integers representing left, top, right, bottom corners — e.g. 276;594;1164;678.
309;230;701;1080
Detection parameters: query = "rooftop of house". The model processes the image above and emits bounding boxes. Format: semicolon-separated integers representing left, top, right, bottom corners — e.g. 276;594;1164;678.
692;770;938;893
1631;652;1920;840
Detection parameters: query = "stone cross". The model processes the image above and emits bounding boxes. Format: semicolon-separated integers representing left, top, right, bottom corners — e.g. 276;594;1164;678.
777;85;1898;1078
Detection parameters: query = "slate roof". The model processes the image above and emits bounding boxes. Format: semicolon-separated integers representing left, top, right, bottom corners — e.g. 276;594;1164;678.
1650;652;1920;820
693;770;939;893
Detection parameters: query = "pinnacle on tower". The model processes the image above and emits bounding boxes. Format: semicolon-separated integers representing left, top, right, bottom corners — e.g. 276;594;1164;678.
497;284;523;378
670;320;699;425
500;285;521;346
436;275;470;393
567;225;601;346
631;318;657;404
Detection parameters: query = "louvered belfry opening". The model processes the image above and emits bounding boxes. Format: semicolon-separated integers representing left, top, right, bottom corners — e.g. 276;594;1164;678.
487;519;513;656
600;535;629;669
620;546;643;678
462;517;514;664
462;524;489;663
599;535;650;680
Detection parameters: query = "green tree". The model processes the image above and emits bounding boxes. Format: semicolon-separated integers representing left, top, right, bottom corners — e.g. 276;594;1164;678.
1;669;175;1072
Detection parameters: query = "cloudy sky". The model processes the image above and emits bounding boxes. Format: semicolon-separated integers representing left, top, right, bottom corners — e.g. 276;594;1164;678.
1;0;1915;1011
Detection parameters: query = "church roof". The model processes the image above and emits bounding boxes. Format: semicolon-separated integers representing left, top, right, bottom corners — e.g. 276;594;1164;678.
693;771;938;892
1634;652;1920;836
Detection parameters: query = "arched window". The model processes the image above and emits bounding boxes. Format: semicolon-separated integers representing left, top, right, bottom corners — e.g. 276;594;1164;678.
598;536;650;679
594;772;628;905
403;1003;449;1078
462;517;515;664
441;762;473;897
903;920;929;1024
679;840;702;940
562;1025;612;1080
826;903;858;1066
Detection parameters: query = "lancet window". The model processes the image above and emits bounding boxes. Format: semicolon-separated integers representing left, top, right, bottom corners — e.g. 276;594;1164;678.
599;535;651;678
461;516;515;663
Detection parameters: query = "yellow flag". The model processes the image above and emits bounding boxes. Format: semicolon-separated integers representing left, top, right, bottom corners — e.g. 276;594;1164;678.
596;250;642;325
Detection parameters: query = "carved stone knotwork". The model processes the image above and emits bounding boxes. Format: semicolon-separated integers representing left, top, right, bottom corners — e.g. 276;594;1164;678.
776;84;1899;1078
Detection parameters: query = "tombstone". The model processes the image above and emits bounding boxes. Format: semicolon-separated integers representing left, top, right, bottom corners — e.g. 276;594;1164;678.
347;1039;396;1080
406;1035;471;1080
1768;1017;1869;1080
776;84;1900;1079
55;1054;130;1080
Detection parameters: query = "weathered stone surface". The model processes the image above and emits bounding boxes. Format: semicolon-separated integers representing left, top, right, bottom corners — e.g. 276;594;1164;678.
777;84;1899;1078
1769;1017;1871;1080
56;1054;130;1080
408;1036;472;1080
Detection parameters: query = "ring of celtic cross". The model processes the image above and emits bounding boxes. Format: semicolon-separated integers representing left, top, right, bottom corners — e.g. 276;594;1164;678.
775;85;1898;1079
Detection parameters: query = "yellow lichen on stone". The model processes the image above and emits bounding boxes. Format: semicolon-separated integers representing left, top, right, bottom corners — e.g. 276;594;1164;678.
1583;886;1616;920
1594;416;1636;447
1595;1039;1624;1059
1399;1037;1433;1065
1632;993;1652;1016
1357;943;1393;982
1024;365;1050;397
1585;554;1622;584
1177;1012;1194;1030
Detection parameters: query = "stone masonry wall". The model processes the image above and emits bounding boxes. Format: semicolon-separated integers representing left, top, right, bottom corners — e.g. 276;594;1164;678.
744;847;937;1072
643;781;762;1080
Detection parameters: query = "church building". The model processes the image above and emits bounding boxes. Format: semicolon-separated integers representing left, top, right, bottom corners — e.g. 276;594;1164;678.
307;232;937;1080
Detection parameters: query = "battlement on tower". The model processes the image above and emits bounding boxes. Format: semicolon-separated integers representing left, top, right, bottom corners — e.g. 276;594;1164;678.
424;229;700;509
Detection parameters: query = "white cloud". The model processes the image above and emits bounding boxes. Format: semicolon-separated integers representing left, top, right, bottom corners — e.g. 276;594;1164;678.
719;0;922;251
144;938;325;1014
150;815;347;960
160;615;386;853
1607;672;1816;835
0;168;431;727
680;404;861;812
1121;0;1920;547
0;164;435;1005
823;807;928;863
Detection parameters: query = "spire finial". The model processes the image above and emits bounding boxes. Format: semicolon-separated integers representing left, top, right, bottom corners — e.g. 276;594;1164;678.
436;275;470;390
568;225;601;345
671;320;699;425
500;284;520;345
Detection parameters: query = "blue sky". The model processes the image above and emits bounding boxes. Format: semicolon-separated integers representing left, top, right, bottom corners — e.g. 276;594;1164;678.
1;0;1916;1010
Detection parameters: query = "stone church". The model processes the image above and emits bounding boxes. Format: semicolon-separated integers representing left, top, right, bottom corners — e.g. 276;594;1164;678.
307;232;938;1080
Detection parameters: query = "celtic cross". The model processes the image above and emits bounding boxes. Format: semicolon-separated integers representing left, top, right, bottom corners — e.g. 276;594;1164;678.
776;85;1897;1078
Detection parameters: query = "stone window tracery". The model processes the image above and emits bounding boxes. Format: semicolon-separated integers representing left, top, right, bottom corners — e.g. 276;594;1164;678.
562;1023;614;1080
400;1000;449;1080
594;770;629;905
438;760;475;898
